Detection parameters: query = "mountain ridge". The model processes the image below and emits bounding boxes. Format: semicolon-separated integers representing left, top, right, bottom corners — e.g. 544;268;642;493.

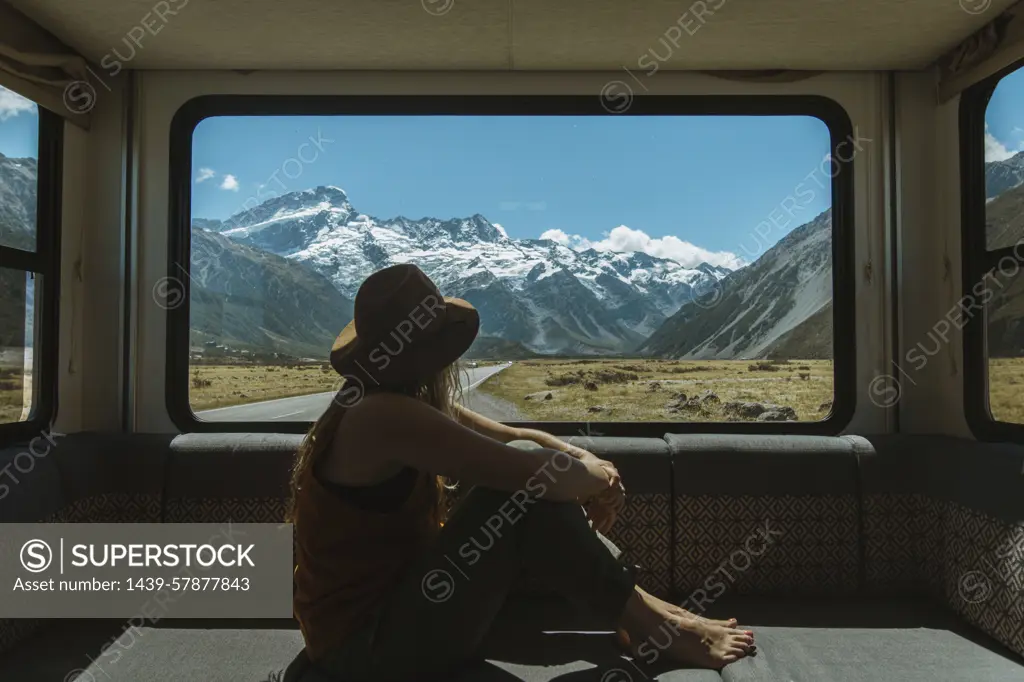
640;209;832;360
196;185;733;355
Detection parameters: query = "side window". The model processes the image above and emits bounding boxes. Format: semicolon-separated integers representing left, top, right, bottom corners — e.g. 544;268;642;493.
168;98;854;434
964;66;1024;434
0;86;59;436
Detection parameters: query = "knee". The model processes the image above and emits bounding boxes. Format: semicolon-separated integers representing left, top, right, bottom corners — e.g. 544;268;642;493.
507;439;543;451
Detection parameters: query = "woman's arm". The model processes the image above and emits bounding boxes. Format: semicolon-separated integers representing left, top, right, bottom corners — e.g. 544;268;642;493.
349;394;613;502
451;402;626;532
453;403;593;459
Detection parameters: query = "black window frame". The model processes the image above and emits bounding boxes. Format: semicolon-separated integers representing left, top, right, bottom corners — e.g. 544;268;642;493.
961;59;1024;442
168;94;856;436
0;107;63;444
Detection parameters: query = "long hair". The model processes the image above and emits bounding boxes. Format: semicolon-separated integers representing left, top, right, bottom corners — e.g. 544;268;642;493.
286;362;464;524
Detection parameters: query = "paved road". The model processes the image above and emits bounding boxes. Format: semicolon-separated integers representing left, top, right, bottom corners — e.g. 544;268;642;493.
197;363;513;422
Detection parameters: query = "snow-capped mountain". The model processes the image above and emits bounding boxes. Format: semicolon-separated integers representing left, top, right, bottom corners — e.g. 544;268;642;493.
986;151;1024;200
189;228;354;358
194;186;731;355
0;153;38;348
640;209;833;360
0;152;37;252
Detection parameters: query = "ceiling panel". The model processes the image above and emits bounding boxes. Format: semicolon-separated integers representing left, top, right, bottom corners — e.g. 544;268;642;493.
9;0;512;70
9;0;1016;71
512;0;1014;70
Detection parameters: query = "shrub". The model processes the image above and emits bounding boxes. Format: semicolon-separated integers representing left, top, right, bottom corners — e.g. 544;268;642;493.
545;372;584;387
191;368;213;389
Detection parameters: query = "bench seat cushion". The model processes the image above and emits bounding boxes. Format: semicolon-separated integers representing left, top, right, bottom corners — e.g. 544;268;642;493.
709;596;1024;682
3;597;1022;682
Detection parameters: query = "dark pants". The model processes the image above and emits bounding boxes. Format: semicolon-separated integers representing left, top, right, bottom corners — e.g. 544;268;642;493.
313;440;637;682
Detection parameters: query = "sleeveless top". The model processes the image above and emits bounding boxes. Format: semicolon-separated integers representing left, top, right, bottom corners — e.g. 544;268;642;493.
292;459;440;661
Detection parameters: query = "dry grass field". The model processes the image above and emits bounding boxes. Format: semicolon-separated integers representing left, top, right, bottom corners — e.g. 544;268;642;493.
0;367;25;424
477;358;835;422
187;359;497;412
188;363;339;412
989;357;1024;424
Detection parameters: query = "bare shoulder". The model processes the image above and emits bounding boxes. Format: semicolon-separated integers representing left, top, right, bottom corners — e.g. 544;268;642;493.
325;393;427;480
343;391;444;433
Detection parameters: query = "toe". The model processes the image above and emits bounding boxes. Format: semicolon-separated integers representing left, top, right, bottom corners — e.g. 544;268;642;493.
731;635;754;649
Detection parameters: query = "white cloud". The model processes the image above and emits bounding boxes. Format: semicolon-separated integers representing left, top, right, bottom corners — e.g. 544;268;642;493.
220;174;240;191
592;225;744;270
0;86;37;122
195;167;216;183
540;229;571;246
541;225;742;270
985;124;1022;162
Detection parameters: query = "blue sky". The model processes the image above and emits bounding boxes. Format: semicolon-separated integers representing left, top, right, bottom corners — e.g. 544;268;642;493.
986;67;1024;162
0;87;39;158
192;114;831;268
1;83;836;269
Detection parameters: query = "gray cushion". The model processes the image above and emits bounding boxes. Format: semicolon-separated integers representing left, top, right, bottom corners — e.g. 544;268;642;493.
707;596;1024;682
0;619;304;682
861;434;1024;523
167;433;302;499
0;601;720;682
572;437;670;495
5;597;1022;682
666;434;863;496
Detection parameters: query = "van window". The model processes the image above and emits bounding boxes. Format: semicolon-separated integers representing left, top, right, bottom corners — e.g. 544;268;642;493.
0;84;60;438
169;97;855;433
966;67;1024;431
0;86;44;429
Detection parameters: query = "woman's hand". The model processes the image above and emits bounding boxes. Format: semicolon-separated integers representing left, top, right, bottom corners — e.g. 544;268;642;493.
584;477;626;534
572;449;626;534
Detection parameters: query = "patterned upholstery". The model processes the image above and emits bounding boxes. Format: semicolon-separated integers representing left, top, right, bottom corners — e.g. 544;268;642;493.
675;495;859;598
860;435;1024;659
605;493;672;598
935;499;1024;658
667;434;863;599
164;496;288;523
862;493;931;595
579;437;673;600
50;492;163;524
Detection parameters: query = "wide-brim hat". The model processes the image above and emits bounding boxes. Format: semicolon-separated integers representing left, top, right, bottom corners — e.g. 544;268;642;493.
330;263;479;387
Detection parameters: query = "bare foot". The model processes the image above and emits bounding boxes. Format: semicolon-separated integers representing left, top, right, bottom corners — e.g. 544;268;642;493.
663;616;755;669
618;590;755;669
635;587;740;628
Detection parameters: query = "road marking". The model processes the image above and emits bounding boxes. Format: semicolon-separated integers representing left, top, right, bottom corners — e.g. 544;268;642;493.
465;364;511;391
270;410;305;420
197;390;335;414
